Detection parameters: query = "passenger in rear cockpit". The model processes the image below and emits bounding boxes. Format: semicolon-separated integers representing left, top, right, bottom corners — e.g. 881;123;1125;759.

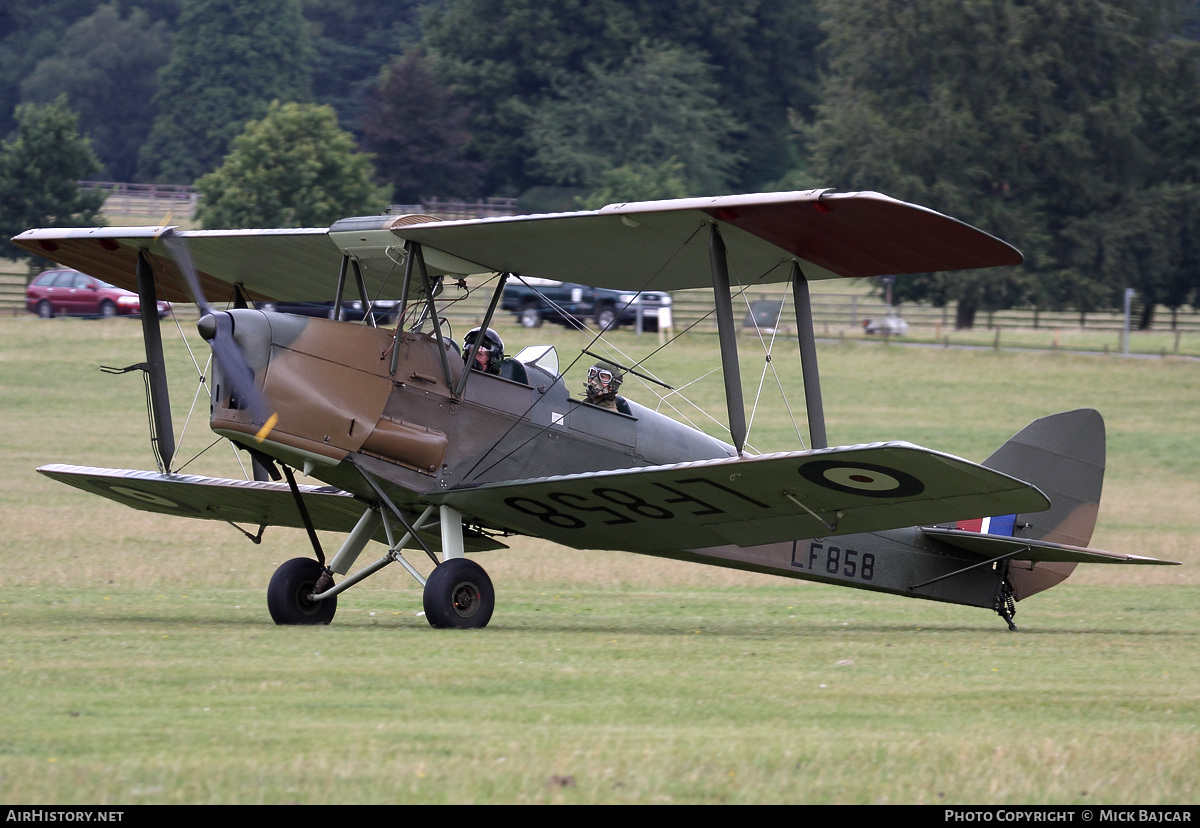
584;360;630;414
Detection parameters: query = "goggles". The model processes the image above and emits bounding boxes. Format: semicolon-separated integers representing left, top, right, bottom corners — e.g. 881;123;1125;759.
587;367;615;384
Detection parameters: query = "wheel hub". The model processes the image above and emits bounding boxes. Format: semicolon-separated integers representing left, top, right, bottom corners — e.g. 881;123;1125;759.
294;581;322;615
451;581;481;617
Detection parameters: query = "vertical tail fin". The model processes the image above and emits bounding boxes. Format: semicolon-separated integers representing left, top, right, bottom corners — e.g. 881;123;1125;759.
980;409;1106;599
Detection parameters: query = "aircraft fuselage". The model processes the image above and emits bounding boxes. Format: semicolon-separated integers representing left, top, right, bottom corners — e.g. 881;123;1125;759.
210;309;733;505
204;310;1010;614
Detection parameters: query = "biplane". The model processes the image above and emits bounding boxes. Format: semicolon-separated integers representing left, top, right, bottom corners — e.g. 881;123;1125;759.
13;189;1177;631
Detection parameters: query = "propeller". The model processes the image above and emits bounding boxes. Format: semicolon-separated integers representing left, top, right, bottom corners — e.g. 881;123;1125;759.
159;228;278;443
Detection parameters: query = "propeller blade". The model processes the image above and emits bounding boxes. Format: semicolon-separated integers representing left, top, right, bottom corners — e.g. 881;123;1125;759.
160;228;277;441
159;228;212;315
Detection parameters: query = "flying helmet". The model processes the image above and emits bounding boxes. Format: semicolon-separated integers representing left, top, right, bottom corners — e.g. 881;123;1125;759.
464;326;504;372
586;359;624;400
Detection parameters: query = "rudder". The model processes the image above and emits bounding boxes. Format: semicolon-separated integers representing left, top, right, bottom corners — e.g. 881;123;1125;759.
981;408;1106;599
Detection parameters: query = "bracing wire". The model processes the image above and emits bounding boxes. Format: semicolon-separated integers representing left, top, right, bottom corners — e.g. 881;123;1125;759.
736;274;806;450
462;226;815;476
171;437;224;474
461;222;707;482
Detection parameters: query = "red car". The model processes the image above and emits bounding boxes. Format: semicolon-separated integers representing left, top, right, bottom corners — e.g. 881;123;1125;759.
26;269;171;319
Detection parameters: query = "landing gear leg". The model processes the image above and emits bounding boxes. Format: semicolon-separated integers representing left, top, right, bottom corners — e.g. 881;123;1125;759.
273;458;498;630
421;505;495;629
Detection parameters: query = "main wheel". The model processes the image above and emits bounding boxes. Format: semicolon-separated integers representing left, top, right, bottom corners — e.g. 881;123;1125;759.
596;305;618;331
36;300;53;319
423;558;494;629
99;300;117;318
267;557;337;625
518;302;543;328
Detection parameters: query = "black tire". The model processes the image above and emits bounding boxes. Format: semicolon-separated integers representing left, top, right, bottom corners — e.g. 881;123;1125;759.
423;558;494;629
518;302;543;328
99;300;117;319
596;305;618;331
267;557;337;625
36;301;53;319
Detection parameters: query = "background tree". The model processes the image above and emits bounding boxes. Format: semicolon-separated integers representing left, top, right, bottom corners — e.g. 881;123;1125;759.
527;42;743;198
194;101;386;229
301;0;424;133
1053;20;1200;328
803;0;1200;328
19;5;171;182
575;159;691;210
359;52;484;203
138;0;313;183
0;0;121;142
420;0;821;196
0;96;105;269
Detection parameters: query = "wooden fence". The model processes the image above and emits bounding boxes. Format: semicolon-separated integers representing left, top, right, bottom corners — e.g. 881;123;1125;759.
81;181;200;219
389;198;520;220
663;288;1200;335
84;184;521;224
424;280;1200;359
8;263;1198;346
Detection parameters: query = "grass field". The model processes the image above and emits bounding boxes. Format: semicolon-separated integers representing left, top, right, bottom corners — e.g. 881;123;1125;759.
1;314;1197;804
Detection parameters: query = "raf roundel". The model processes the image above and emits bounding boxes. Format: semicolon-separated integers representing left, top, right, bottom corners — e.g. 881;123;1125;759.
101;483;201;515
797;460;925;499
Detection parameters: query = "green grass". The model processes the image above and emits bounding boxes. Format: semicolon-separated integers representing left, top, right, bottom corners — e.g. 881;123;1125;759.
1;315;1197;803
1;583;1195;804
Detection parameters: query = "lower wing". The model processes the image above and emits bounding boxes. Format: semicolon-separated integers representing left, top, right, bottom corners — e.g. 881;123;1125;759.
427;442;1050;552
38;464;506;553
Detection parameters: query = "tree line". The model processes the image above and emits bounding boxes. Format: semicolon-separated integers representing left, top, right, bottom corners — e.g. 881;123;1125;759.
1;0;1197;326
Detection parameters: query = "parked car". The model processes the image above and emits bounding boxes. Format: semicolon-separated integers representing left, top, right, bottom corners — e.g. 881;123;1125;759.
862;316;910;336
27;269;171;319
501;278;671;331
254;299;399;324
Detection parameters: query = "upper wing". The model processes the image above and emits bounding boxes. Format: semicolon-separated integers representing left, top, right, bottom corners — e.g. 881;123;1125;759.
426;442;1049;553
922;527;1179;565
11;226;342;304
38;464;506;553
391;190;1023;291
12;190;1022;299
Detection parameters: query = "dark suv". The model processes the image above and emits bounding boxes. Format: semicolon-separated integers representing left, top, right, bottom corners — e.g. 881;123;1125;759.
254;300;399;324
501;279;671;331
27;269;171;319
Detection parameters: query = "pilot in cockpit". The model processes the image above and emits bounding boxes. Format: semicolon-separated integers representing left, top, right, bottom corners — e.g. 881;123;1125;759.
463;327;529;384
463;327;504;375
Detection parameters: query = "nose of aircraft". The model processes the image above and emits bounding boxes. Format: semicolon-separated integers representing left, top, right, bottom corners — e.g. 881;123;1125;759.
158;228;276;436
193;308;275;426
223;309;275;371
197;311;217;342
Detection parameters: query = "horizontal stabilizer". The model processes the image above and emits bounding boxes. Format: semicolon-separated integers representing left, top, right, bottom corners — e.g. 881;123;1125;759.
428;442;1049;553
923;526;1178;566
38;464;505;553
